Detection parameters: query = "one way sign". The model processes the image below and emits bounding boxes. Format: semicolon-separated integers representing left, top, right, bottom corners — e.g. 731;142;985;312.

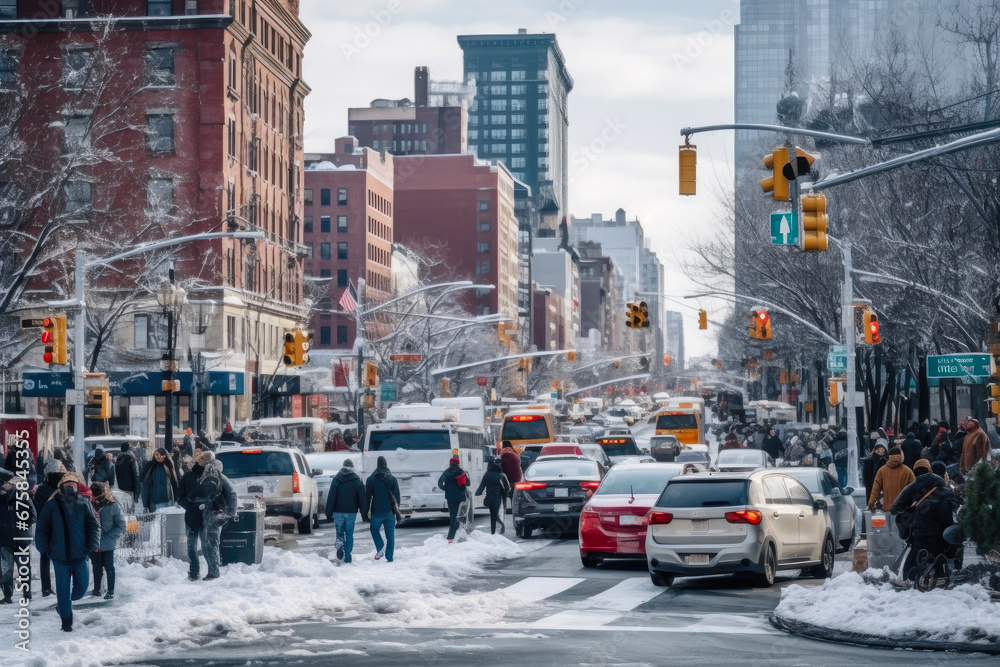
770;211;799;246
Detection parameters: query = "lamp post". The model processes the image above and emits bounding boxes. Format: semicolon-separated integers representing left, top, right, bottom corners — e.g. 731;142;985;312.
156;267;186;453
183;298;218;436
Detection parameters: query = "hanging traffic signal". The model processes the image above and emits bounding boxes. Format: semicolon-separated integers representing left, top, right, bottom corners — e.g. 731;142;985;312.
567;351;577;362
518;358;532;373
614;360;621;369
864;310;881;344
698;310;707;330
761;147;790;201
283;331;297;365
296;330;312;365
364;362;378;387
282;329;312;366
801;192;828;252
828;378;842;406
989;384;1000;415
626;302;642;328
749;309;771;340
679;144;697;196
440;378;451;397
663;355;671;368
779;369;789;385
782;147;818;182
638;301;650;328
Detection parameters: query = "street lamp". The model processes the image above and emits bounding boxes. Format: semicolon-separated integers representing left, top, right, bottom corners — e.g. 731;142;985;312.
156;268;186;453
183;298;218;436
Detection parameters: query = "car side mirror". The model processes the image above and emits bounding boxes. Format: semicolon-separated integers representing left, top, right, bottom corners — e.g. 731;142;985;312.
813;499;828;511
312;469;323;477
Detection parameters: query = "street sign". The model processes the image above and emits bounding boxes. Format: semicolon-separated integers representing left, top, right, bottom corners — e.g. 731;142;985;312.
20;318;46;329
770;212;799;246
389;354;422;362
477;376;488;386
827;345;848;373
926;354;994;380
380;381;397;402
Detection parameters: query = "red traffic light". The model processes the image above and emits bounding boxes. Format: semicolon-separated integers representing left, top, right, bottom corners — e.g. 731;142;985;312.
41;331;53;344
869;320;881;343
757;310;769;325
43;351;54;363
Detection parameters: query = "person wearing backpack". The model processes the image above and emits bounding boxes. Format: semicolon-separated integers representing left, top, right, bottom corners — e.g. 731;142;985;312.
364;456;401;562
189;451;238;580
114;444;141;502
88;482;126;599
438;457;469;543
475;458;511;535
325;459;367;563
891;459;960;581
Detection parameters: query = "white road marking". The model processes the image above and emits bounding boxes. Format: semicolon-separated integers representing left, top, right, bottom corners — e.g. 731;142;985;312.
532;577;663;627
503;576;586;603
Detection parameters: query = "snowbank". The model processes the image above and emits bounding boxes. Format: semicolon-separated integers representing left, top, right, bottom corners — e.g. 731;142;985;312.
774;571;1000;645
12;531;521;666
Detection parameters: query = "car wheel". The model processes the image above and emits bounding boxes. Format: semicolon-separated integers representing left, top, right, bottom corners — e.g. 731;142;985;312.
581;555;600;568
518;525;532;539
650;571;674;587
297;515;313;535
811;535;835;579
756;544;776;587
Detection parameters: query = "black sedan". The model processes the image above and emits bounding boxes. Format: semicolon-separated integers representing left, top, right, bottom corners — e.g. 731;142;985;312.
513;455;603;538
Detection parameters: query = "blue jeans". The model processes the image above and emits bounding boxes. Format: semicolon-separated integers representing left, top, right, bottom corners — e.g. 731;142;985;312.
40;553;53;592
186;525;206;577
333;513;357;562
836;464;848;488
370;513;396;562
53;558;88;619
203;517;224;578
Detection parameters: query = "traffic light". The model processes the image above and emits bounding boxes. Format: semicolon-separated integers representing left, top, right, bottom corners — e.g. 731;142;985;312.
567;351;577;362
715;360;723;371
779;369;789;385
989;383;1000;415
518;358;532;373
85;387;111;419
864;310;881;344
783;147;818;181
698;310;707;330
440;378;451;397
663;355;671;368
828;379;842;406
296;330;312;365
638;301;650;328
626;302;642;328
679;144;697;196
748;309;771;340
761;147;790;201
801;192;828;252
41;315;67;365
282;329;312;366
364;362;378;387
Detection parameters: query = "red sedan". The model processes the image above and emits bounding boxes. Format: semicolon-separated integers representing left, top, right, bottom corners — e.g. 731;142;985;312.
579;462;699;567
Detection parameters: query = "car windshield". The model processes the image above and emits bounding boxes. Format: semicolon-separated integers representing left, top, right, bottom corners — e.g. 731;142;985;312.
597;467;680;495
781;469;821;493
657;480;749;507
656;414;697;430
717;450;765;464
675;452;709;463
599;440;640;457
526;459;599;480
501;417;551;441
366;430;451;451
217;452;293;478
579;446;606;461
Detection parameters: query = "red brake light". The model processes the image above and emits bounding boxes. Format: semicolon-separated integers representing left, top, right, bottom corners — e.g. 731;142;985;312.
579;481;601;490
515;481;547;491
292;471;301;494
510;415;543;422
598;438;626;445
647;511;673;525
725;510;762;525
241;449;262;454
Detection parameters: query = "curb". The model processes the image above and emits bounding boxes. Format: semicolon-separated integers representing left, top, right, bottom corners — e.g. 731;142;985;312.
769;613;1000;654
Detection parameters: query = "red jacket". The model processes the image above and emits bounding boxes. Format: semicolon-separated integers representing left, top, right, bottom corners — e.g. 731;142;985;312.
500;450;522;485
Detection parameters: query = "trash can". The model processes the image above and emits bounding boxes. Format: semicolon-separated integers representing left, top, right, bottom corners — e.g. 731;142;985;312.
220;499;265;566
866;511;901;569
161;508;189;562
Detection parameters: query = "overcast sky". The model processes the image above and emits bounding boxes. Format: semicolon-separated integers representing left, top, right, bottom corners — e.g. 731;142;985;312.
301;0;739;363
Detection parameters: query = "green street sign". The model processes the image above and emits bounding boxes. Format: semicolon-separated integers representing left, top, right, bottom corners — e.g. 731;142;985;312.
827;345;848;373
770;212;798;246
380;381;398;402
926;354;994;380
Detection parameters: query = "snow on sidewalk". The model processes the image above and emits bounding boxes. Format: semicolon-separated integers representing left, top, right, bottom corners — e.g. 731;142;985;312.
10;531;522;666
773;571;1000;645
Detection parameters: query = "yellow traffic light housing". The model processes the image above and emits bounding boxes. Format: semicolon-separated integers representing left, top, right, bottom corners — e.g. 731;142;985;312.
638;301;650;328
801;192;828;251
828;379;842;406
518;357;533;373
663;355;671;368
364;362;378;387
614;360;621;369
679;144;697;196
282;329;312;366
296;330;311;365
748;310;771;340
698;310;707;330
863;310;881;344
498;323;509;348
83;372;111;419
779;369;789;385
626;301;642;329
761;147;790;201
440;378;451;397
283;331;297;366
567;351;577;362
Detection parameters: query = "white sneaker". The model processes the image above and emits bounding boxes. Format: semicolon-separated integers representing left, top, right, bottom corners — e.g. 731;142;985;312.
375;547;385;560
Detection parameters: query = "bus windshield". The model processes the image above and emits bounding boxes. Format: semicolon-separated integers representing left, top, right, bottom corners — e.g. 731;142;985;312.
501;416;551;441
656;413;698;430
367;430;451;451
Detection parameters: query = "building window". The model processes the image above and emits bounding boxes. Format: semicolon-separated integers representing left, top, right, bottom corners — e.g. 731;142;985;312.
475;261;491;275
478;200;490;211
490;85;507;95
337;269;348;287
489;71;506;82
511;99;526;111
337;326;348;345
511;156;526;168
468;129;478;141
0;0;15;19
337;242;348;259
63;115;90;151
320;215;330;232
147;0;173;16
227;118;236;157
478;222;490;232
490;128;507;140
337;188;347;204
226;315;237;349
320;269;331;279
490;114;507;125
63;181;92;213
490;99;507;111
320;188;331;206
320;326;331;345
337;215;347;232
133;314;159;349
511;143;526;154
477;241;490;253
146;178;175;218
511;114;525;125
145;47;176;86
147;114;175;154
304;189;313;206
62;49;94;90
303;216;313;233
510;84;526;95
0;50;17;88
491;143;506;154
538;98;549;111
320;242;330;260
511;70;525;81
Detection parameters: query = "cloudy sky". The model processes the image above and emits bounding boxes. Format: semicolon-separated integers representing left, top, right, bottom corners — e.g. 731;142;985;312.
301;0;740;361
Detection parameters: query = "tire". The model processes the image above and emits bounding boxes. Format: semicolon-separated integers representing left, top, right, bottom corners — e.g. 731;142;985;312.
518;525;532;539
756;544;776;587
581;555;600;568
650;571;674;587
811;535;835;579
297;515;313;535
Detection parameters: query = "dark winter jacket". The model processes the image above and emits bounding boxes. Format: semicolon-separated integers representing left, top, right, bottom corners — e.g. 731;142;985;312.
890;473;959;539
140;459;177;509
325;467;367;519
761;435;784;460
33;472;65;514
90;454;116;488
92;495;127;552
862;453;887;499
177;464;206;531
364;464;401;518
831;432;849;465
438;463;469;503
189;460;238;526
474;461;510;508
115;451;141;495
35;484;100;562
500;450;522;485
1;476;37;549
900;436;923;470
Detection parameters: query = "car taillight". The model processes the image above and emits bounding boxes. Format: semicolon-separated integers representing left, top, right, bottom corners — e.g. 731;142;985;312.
647;511;673;525
725;510;762;525
292;471;301;494
241;449;262;454
515;481;547;491
579;481;601;490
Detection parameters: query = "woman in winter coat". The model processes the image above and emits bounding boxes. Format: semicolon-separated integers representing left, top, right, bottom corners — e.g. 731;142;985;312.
438;457;470;542
499;442;522;486
475;458;511;535
88;482;126;599
140;448;177;511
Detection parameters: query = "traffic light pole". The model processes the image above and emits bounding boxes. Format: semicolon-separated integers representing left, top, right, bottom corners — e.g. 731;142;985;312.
355;277;367;438
840;241;862;491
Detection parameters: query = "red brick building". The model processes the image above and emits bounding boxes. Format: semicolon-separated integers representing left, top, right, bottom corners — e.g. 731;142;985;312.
303;137;393;350
1;0;311;429
392;154;518;319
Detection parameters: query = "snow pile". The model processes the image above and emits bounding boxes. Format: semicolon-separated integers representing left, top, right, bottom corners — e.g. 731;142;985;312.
15;531;521;666
774;571;1000;645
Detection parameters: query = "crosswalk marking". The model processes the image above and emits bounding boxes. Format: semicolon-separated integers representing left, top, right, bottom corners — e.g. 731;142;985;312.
503;576;585;603
531;577;663;628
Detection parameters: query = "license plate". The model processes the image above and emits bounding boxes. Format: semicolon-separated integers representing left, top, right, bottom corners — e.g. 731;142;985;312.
554;487;569;498
691;519;708;532
688;554;710;565
619;515;641;526
553;504;569;513
247;484;264;494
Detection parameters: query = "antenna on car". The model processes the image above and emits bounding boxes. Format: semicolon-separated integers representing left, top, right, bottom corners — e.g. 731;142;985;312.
629;485;635;504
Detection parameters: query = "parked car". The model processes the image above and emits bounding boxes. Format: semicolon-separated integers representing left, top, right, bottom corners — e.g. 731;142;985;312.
216;444;321;534
649;435;682;462
596;435;643;464
713;448;774;473
779;466;859;553
513;455;603;538
579;462;700;567
645;471;835;588
305;451;364;522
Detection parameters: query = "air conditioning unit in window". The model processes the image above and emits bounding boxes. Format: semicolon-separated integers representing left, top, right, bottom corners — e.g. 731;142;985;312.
65;9;77;18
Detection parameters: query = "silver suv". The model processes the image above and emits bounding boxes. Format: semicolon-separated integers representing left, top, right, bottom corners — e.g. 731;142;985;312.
644;470;835;587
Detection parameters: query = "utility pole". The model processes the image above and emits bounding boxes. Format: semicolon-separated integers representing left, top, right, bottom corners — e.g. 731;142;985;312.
355;277;367;437
841;242;861;490
163;264;176;454
73;250;87;473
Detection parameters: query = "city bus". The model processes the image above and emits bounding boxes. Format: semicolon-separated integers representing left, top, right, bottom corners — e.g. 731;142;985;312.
663;396;706;427
653;408;704;445
498;406;557;452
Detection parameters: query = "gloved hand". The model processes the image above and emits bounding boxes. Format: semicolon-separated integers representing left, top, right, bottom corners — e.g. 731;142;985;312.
230;514;239;522
198;504;205;510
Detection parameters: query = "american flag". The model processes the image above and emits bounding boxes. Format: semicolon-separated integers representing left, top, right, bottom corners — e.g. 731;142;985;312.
338;280;358;313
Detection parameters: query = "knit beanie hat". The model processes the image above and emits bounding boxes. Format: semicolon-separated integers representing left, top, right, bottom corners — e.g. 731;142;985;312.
45;458;66;475
342;459;354;468
931;461;947;477
888;447;902;457
450;457;460;465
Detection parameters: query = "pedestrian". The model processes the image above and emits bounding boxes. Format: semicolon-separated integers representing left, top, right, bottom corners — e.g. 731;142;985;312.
88;482;125;599
929;428;951;462
862;443;888;502
1;471;37;603
761;428;783;461
499;441;522;486
181;429;196;458
891;458;960;581
475;458;511;535
959;418;990;475
87;448;113;486
900;432;922;470
188;451;238;581
219;422;238;442
343;429;358;449
816;439;833;471
951;421;968;462
325;459;367;563
438;457;469;543
867;446;915;512
364;456;400;562
784;436;805;465
34;472;101;632
176;454;207;581
140;447;177;511
830;429;849;485
114;443;141;502
33;459;66;597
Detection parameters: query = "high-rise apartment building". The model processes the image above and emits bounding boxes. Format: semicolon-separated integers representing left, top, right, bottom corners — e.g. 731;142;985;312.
665;311;685;372
458;29;572;235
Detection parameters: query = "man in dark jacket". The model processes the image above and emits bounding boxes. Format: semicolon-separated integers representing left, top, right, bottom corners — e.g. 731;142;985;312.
862;443;888;503
34;472;100;632
115;443;141;502
438;457;470;542
830;429;850;487
33;458;65;597
325;459;366;563
761;429;784;461
900;432;922;471
891;461;960;581
88;448;116;488
177;456;206;581
1;472;37;603
475;458;511;535
188;451;238;580
364;456;400;562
